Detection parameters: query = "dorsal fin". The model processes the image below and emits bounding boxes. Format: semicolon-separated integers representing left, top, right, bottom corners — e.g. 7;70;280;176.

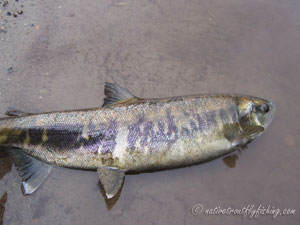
102;82;137;107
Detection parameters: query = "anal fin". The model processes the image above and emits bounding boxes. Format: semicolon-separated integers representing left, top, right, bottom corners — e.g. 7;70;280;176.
97;167;125;199
8;148;52;195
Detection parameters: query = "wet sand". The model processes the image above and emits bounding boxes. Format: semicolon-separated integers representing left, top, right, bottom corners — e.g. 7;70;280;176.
0;0;300;224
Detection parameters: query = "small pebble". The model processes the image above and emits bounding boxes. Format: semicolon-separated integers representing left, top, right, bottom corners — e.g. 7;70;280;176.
0;29;7;33
7;12;11;16
3;1;8;7
7;67;13;73
17;10;23;15
13;13;17;17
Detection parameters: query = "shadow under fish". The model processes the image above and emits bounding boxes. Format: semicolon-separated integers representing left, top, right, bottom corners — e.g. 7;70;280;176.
0;151;11;225
0;151;12;180
98;179;124;211
0;192;7;225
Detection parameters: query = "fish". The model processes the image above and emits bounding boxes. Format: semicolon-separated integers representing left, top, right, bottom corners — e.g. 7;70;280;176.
0;83;275;200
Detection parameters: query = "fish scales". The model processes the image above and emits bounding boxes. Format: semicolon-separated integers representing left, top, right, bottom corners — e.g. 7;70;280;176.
0;95;238;171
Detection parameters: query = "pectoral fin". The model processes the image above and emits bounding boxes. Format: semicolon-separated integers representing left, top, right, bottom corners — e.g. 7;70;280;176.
8;148;52;195
223;123;242;145
97;167;125;199
224;123;264;146
243;125;264;138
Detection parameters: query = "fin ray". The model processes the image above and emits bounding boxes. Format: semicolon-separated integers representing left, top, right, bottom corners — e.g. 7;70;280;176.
103;82;137;106
243;125;264;138
224;123;264;146
8;148;52;195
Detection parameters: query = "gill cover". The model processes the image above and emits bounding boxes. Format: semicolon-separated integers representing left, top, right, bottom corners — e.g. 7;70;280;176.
236;97;265;139
237;98;254;119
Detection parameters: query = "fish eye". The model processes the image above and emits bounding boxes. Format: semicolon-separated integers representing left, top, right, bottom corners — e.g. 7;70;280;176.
261;103;270;113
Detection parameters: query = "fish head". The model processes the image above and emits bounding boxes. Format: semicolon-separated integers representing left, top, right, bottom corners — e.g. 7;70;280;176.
237;96;276;136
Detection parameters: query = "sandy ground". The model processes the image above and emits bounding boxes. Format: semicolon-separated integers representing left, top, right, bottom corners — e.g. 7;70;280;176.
0;0;300;224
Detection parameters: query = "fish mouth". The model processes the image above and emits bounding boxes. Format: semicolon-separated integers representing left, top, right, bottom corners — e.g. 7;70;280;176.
264;100;276;130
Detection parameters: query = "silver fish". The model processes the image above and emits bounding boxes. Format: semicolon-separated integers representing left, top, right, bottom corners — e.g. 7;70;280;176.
0;83;275;200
